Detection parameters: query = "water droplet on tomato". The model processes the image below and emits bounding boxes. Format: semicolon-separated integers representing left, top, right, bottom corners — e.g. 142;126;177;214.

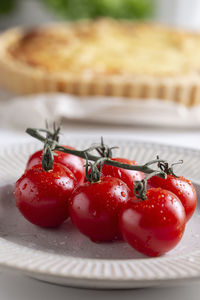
22;183;27;190
121;191;126;197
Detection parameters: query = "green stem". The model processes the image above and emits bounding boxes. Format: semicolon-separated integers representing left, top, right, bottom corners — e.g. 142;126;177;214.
26;127;167;178
134;170;163;200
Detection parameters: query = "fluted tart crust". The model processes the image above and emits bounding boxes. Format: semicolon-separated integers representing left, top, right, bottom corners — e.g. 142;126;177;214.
0;19;200;106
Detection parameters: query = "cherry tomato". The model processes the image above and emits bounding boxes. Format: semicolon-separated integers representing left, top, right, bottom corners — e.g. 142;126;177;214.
69;176;132;242
14;163;77;228
120;188;186;257
26;146;85;184
101;158;144;191
148;175;197;221
85;158;144;192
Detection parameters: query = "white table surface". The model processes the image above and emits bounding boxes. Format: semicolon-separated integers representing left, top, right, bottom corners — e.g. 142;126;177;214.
1;123;200;299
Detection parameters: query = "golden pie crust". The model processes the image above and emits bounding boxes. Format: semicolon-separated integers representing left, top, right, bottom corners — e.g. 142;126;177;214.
0;19;200;106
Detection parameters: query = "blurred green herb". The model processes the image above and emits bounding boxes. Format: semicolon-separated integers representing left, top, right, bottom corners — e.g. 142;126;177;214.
0;0;15;15
42;0;154;20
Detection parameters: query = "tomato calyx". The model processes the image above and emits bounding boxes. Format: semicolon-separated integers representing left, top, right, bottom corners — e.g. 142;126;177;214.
38;122;61;143
42;139;57;171
85;154;107;183
134;170;166;200
45;121;61;142
94;137;118;158
157;155;183;178
41;123;62;172
28;122;61;172
84;137;117;158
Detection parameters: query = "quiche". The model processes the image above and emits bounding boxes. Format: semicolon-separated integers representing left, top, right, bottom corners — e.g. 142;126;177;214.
0;19;200;106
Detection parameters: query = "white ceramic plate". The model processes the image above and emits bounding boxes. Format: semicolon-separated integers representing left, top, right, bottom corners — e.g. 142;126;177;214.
0;139;200;289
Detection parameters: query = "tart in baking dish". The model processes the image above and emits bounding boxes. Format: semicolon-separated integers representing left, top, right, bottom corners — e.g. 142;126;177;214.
0;19;200;106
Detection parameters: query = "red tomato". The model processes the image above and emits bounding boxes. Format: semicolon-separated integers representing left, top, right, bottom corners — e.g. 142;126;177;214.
26;146;85;184
101;158;144;191
148;175;197;222
120;188;186;257
69;176;132;242
86;158;144;192
14;163;77;228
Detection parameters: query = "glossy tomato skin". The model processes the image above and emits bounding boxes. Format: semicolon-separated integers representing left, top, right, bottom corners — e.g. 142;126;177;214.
101;158;144;192
69;176;132;242
26;146;85;184
149;175;197;221
14;163;77;228
120;188;186;257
